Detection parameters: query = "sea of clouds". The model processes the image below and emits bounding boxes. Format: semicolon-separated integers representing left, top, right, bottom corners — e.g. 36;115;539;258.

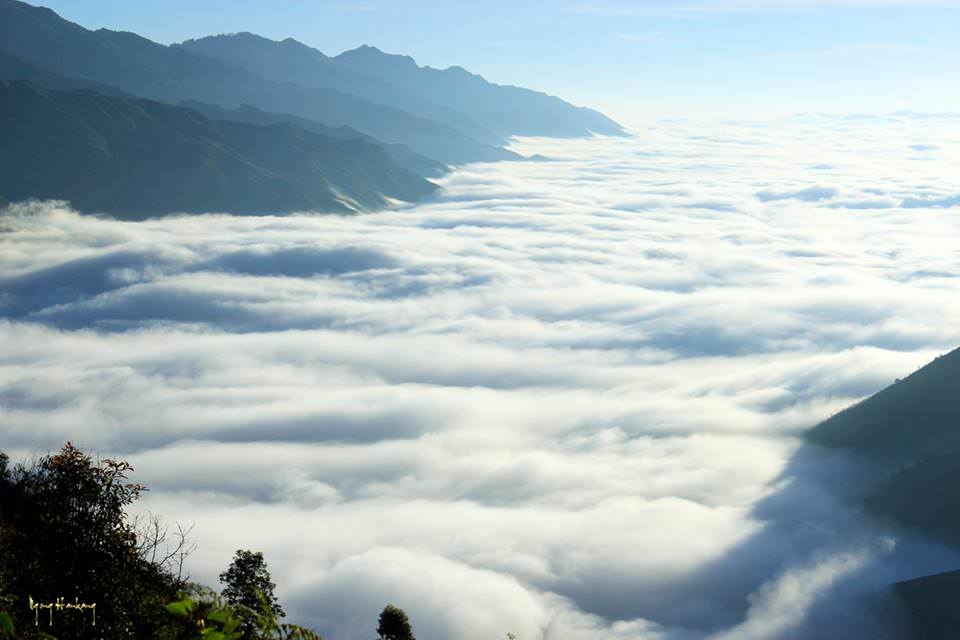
2;113;960;639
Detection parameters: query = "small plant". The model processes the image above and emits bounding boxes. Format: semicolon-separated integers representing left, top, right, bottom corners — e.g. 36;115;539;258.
166;593;243;640
165;592;321;640
0;610;57;640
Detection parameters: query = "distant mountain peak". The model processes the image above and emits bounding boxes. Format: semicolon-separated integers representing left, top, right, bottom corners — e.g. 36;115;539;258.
177;32;332;62
224;31;265;40
182;32;276;45
5;0;625;164
336;44;418;68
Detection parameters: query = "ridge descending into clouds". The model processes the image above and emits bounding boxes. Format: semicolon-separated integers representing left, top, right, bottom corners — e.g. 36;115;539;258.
2;112;960;639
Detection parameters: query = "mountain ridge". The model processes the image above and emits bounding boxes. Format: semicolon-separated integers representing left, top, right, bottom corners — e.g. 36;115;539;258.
0;0;516;166
807;347;960;464
175;33;626;141
0;80;435;218
806;346;960;638
0;0;624;218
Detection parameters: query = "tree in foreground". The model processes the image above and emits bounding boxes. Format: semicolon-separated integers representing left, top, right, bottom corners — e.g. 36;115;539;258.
0;444;322;640
0;443;185;639
376;604;415;640
220;550;285;639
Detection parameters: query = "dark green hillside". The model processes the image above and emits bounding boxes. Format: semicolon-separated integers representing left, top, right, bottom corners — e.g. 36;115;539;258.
0;81;435;218
808;348;960;638
808;347;960;462
807;346;960;548
864;450;960;547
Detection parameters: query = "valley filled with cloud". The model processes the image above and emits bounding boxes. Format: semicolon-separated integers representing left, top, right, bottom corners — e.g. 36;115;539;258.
2;113;960;640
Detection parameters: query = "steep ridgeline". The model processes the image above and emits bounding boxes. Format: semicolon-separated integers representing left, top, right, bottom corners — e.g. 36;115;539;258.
176;33;501;146
175;33;626;142
179;100;448;179
0;0;515;166
808;347;960;460
0;81;436;217
807;347;960;640
808;346;960;544
333;44;626;140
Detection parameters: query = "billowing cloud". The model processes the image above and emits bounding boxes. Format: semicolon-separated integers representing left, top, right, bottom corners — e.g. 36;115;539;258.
2;112;960;639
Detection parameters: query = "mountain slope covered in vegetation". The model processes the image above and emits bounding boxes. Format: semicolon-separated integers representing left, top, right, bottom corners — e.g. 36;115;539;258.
1;80;435;217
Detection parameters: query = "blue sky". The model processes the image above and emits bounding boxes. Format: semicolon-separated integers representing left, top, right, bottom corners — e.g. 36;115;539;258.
35;0;960;122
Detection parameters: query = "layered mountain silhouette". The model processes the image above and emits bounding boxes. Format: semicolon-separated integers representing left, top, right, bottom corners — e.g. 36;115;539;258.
0;0;515;167
0;0;620;162
1;80;435;217
807;346;960;638
0;50;134;97
176;33;501;146
176;33;625;142
0;0;627;217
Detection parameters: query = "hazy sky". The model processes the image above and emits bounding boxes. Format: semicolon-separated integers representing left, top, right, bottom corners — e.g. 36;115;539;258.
32;0;960;123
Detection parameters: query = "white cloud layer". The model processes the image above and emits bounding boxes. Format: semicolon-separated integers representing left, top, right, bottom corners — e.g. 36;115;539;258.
2;112;960;639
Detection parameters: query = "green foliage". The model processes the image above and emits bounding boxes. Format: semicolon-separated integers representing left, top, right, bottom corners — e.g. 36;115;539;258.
0;608;58;640
0;612;14;636
0;443;183;639
165;597;198;619
165;591;319;640
0;444;323;640
220;551;284;619
165;591;243;640
220;550;285;639
376;604;415;640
